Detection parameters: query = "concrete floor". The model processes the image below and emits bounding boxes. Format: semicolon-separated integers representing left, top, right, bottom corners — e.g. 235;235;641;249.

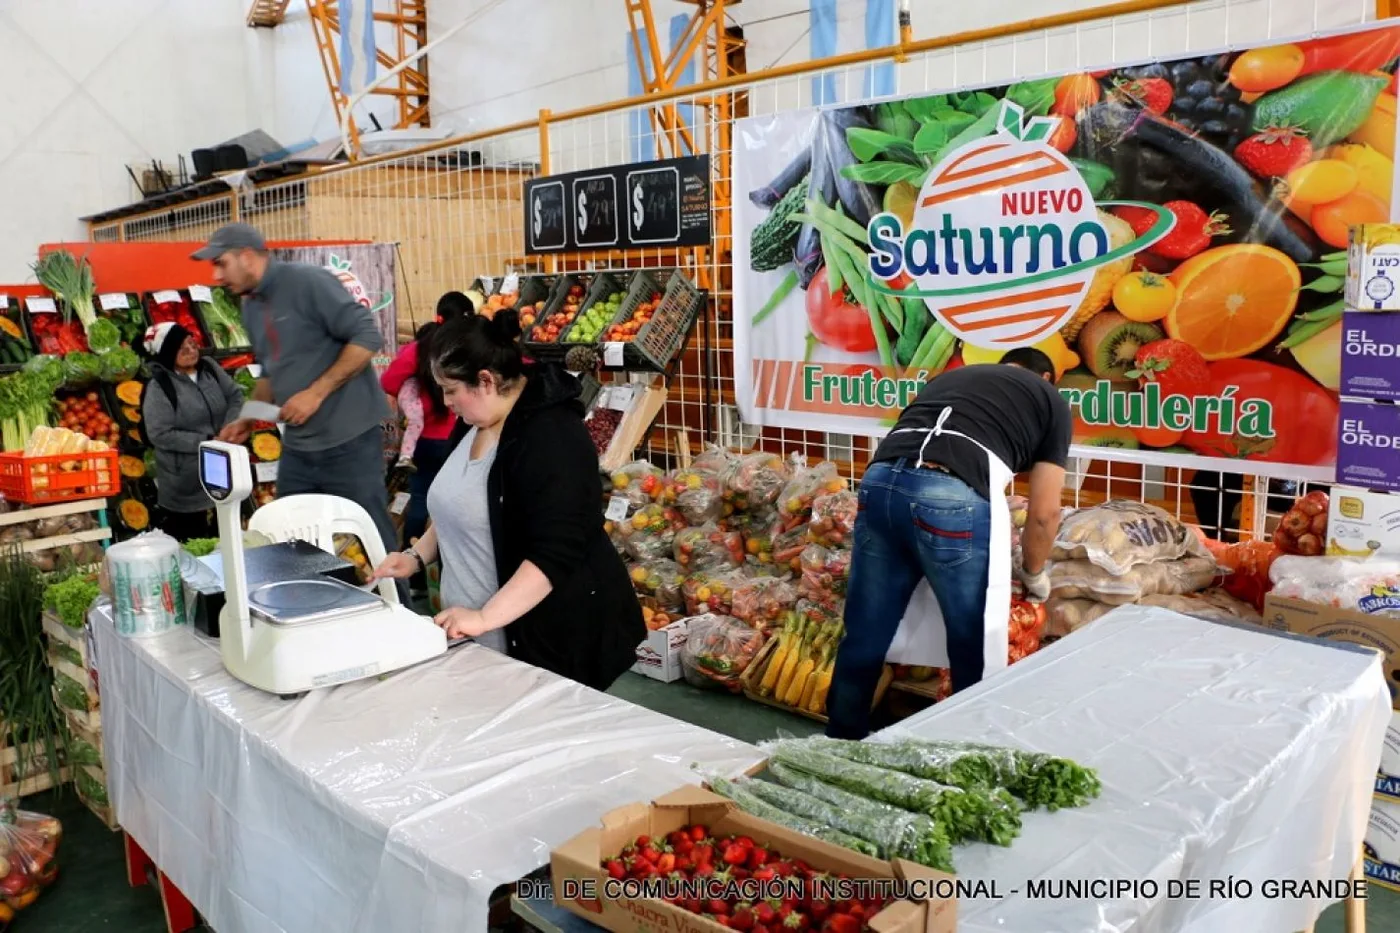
16;671;1398;932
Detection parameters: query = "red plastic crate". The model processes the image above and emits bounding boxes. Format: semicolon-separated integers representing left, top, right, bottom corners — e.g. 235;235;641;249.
0;449;119;504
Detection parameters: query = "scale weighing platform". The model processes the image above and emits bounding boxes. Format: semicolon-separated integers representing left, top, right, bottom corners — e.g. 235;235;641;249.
198;440;448;696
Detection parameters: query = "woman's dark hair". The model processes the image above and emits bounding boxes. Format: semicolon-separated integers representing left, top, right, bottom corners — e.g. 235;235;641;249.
430;309;526;388
412;291;477;415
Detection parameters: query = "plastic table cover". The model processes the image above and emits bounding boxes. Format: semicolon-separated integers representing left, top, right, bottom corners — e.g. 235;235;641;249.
89;603;762;933
882;605;1391;933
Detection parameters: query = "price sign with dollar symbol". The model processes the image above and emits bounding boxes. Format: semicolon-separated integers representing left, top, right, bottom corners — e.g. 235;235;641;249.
626;166;680;245
526;180;565;251
571;174;618;247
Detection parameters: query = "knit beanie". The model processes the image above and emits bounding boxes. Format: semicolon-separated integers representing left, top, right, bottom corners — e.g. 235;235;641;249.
143;322;192;370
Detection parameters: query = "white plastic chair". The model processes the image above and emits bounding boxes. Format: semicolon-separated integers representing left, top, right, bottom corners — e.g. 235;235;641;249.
247;494;400;606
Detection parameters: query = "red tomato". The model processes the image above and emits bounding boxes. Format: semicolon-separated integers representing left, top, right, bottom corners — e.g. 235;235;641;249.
1183;359;1338;466
1297;27;1400;76
806;267;877;353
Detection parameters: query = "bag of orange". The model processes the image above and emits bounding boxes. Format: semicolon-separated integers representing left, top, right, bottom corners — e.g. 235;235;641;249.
0;799;62;916
679;614;765;692
808;490;857;547
1216;539;1282;612
774;461;845;532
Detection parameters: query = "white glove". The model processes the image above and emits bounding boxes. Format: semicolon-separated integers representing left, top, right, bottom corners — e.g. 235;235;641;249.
1016;564;1051;603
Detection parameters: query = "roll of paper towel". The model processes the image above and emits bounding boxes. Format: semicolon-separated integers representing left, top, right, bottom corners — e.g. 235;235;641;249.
106;532;186;637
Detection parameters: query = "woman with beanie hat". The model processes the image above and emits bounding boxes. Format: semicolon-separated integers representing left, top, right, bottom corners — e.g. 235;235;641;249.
140;322;247;540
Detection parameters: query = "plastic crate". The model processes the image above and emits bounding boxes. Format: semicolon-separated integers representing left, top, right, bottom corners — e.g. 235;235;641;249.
0;449;120;504
526;271;627;356
601;270;704;372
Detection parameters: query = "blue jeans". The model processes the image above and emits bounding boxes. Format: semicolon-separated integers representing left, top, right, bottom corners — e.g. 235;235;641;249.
277;427;396;554
826;459;992;739
403;437;451;549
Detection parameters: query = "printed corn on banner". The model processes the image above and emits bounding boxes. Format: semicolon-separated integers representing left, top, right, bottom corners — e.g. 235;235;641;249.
733;22;1400;481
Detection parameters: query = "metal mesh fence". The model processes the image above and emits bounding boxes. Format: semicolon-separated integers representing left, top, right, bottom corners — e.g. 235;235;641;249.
91;0;1376;540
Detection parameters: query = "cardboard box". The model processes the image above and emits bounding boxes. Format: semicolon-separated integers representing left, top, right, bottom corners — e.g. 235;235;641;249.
1348;223;1400;312
1342;312;1400;401
1327;486;1400;560
632;619;688;683
1260;595;1400;709
1379;710;1400;800
1365;795;1400;892
550;785;956;933
1336;399;1400;494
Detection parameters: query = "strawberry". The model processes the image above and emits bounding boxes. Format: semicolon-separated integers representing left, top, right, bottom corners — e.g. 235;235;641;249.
683;897;703;914
731;904;757;932
635;835;651;848
1234;126;1312;179
752;867;777;883
708;899;731;916
825;914;861;933
1111;76;1172;114
1151;201;1230;260
639;844;663;864
736;836;755;849
783;912;809;931
656;853;676;873
1129;339;1210;398
808;901;831;924
674;837;695;856
691;825;709;841
1113;205;1157;239
675;854;694;873
715;918;732;928
754;901;780;926
723;843;750;865
605;859;627;880
748;846;770;869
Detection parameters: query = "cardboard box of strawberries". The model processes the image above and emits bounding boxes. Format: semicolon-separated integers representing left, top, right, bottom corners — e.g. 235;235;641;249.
550;785;955;933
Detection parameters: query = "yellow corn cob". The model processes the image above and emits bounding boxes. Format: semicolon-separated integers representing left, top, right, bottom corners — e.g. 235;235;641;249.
809;658;836;714
784;645;818;706
799;644;830;709
1059;209;1134;342
760;613;798;696
773;619;809;701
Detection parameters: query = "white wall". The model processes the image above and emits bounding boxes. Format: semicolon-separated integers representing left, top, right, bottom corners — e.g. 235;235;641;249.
0;0;398;281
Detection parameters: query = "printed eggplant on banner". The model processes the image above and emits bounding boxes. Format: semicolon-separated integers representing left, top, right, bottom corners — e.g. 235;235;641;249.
732;22;1400;482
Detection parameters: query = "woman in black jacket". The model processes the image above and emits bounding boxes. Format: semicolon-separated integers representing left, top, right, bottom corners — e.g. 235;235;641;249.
371;309;643;691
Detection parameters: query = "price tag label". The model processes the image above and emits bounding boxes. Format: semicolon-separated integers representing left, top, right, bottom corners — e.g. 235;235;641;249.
603;342;625;368
254;461;279;483
605;495;631;522
390;491;411;515
98;293;130;311
152;289;182;304
188;285;213;303
0;295;8;308
26;297;56;314
499;273;520;297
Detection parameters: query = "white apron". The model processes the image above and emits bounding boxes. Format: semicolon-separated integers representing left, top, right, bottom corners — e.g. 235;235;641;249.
883;407;1013;676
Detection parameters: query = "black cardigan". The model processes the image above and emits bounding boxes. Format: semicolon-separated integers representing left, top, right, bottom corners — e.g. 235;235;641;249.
446;364;643;690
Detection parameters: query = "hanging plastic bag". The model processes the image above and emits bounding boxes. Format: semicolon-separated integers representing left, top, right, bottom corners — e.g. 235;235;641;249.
0;799;62;916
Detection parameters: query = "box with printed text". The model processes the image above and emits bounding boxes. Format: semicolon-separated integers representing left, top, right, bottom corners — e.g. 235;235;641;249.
1348;224;1400;312
1341;312;1400;401
1379;709;1400;800
1366;795;1400;892
1262;594;1400;710
1327;486;1400;560
1336;399;1400;494
631;619;688;682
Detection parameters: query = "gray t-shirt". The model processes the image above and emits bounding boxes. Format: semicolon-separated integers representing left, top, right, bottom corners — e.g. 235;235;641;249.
240;259;390;452
427;427;505;653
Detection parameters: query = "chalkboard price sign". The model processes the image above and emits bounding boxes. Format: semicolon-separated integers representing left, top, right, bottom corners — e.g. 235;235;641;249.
523;155;710;254
528;181;566;252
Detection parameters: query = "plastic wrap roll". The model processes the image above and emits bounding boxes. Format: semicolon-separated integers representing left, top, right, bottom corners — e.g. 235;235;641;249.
106;532;186;637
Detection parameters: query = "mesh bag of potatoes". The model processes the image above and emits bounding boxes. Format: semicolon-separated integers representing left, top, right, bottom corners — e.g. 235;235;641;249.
1052;500;1210;576
1050;556;1221;606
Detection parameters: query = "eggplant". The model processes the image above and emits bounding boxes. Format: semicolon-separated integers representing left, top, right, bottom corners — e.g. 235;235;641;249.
1078;102;1321;264
749;147;812;209
821;110;883;229
795;119;837;289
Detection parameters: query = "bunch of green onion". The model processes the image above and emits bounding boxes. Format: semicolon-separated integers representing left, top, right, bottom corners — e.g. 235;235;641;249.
31;250;97;330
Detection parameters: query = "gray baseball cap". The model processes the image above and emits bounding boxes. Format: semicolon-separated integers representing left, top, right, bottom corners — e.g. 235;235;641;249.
191;223;266;260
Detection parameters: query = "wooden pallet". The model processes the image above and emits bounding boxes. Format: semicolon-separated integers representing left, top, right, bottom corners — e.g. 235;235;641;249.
0;497;111;555
0;721;68;799
43;609;91;667
75;761;117;831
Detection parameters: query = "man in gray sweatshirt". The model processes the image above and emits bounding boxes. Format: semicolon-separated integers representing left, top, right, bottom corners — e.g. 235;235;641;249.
197;224;396;553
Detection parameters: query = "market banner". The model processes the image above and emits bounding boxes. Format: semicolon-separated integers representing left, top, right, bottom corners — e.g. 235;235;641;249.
268;243;401;461
733;23;1400;481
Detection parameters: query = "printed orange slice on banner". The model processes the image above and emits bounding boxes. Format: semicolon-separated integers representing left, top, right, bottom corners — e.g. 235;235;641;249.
1165;244;1300;361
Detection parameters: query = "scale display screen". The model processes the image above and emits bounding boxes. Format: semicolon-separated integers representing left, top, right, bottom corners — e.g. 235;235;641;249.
201;447;232;498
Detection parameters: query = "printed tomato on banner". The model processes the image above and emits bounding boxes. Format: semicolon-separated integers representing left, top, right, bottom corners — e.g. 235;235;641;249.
732;22;1400;480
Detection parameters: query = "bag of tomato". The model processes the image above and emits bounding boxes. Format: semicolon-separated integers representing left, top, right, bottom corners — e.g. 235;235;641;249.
0;798;62;914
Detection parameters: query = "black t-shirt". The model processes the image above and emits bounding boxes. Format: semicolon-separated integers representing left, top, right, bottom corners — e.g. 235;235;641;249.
871;365;1073;499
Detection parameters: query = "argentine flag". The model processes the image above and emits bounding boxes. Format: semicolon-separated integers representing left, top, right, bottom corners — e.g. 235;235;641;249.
338;0;379;97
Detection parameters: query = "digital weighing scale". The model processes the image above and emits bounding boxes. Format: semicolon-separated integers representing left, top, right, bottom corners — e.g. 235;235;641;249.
199;440;447;695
